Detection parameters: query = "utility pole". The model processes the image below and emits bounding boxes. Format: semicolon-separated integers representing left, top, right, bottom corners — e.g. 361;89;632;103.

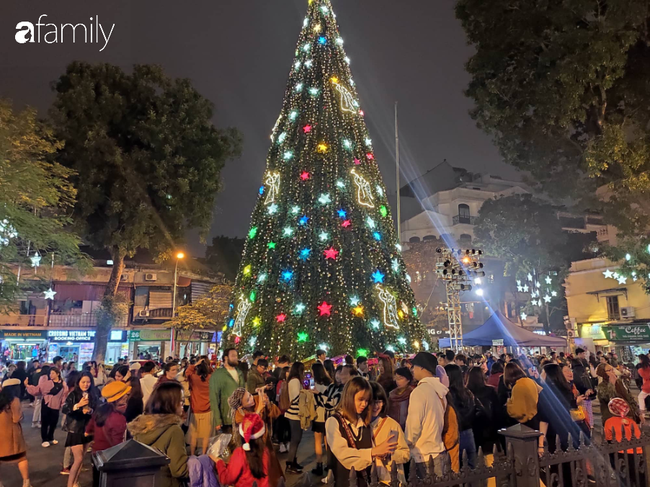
395;102;401;241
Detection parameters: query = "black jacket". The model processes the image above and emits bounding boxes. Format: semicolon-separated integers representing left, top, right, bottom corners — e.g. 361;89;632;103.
470;385;502;452
448;388;476;432
61;389;98;435
571;359;593;396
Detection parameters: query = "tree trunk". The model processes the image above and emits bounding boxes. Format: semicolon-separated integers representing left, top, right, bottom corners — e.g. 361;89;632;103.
93;248;126;362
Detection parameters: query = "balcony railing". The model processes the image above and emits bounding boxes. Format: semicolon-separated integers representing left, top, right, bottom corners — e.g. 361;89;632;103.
0;315;48;327
48;312;128;328
132;307;173;322
452;215;476;225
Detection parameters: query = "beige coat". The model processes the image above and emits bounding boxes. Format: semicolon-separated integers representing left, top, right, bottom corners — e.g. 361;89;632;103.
0;397;26;459
371;416;410;485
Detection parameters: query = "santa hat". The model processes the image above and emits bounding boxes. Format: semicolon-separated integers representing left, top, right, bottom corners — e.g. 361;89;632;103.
238;413;265;451
608;398;630;418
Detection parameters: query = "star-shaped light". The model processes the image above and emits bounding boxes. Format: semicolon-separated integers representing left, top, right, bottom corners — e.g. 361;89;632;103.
365;138;372;146
517;285;524;293
373;232;381;241
603;269;614;279
338;209;347;218
278;132;287;143
297;331;309;342
257;273;267;283
299;248;311;260
289;110;298;121
276;313;287;323
324;247;339;260
319;231;329;241
249;336;258;347
342;220;351;228
392;258;400;272
318;36;327;45
268;241;277;249
516;280;522;286
30;253;41;268
397;337;407;345
336;180;345;188
371;319;380;330
536;281;541;288
396;244;402;251
366;153;374;160
283;227;294;237
343;139;352;150
44;288;56;300
305;59;313;68
299;216;309;226
303;124;312;134
291;206;301;214
527;273;533;282
372;270;385;283
319;193;331;205
376;185;384;196
350;296;360;306
523;285;529;292
317;143;329;153
330;76;339;84
282;270;293;282
313;23;322;33
521;312;527;320
551;291;558;297
366;217;376;229
252;317;261;327
318;301;332;316
545;276;552;285
300;171;311;181
379;206;388;218
543;295;552;303
268;204;278;215
243;265;252;275
617;275;628;285
294;303;306;314
283;151;294;161
354;158;361;165
353;306;364;317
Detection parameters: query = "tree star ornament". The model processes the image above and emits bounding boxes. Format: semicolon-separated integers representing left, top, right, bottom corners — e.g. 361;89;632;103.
324;247;339;260
318;301;333;316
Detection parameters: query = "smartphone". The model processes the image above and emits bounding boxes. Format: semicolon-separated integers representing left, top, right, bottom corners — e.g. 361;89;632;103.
389;430;398;443
82;392;88;400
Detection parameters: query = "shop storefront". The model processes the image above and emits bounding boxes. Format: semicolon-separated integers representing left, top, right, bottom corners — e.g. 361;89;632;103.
577;323;610;352
0;330;48;362
47;330;129;364
602;324;650;362
129;329;217;360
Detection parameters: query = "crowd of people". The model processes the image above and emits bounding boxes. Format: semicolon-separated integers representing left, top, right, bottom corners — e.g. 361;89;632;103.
0;346;648;487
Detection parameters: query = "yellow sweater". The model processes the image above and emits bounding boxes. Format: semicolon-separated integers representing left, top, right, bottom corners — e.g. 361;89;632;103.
506;377;542;423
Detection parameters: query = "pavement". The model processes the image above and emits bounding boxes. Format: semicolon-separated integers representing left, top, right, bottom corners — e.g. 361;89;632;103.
1;404;324;487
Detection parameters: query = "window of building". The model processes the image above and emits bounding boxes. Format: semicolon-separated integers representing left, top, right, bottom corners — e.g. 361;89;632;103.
458;204;471;224
606;296;620;320
423;235;437;241
19;300;31;315
459;234;472;244
409;236;421;243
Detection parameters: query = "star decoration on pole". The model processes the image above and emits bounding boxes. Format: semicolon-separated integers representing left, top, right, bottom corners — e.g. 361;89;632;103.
545;276;552;285
543;295;551;303
318;301;332;316
324;247;339;260
43;288;56;300
30;253;41;268
617;276;628;285
603;269;614;279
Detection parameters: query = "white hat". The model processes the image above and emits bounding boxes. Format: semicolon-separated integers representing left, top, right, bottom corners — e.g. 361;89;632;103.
1;378;20;388
130;362;141;371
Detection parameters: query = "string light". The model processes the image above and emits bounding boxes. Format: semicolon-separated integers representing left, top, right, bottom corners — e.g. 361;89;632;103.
351;169;375;208
233;297;252;337
264;172;280;204
377;284;400;329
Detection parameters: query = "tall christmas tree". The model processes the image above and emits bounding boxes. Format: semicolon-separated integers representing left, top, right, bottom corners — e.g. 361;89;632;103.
225;0;426;358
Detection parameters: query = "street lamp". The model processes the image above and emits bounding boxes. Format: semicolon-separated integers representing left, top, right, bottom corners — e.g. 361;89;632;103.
170;251;185;357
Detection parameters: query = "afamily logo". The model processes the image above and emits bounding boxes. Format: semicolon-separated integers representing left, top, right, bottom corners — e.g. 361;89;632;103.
15;14;115;52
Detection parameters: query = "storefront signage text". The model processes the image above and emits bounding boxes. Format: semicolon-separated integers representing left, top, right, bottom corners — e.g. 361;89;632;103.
0;331;47;340
603;325;650;342
129;329;213;342
48;330;96;342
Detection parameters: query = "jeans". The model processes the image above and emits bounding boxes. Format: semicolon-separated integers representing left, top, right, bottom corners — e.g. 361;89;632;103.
460;429;477;469
414;452;449;479
33;397;42;424
41;403;60;442
288;419;303;464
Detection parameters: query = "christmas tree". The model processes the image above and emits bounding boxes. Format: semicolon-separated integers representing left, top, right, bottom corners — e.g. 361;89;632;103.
225;0;426;358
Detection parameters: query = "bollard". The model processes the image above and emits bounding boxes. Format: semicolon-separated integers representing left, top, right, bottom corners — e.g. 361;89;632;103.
93;439;170;487
499;423;542;487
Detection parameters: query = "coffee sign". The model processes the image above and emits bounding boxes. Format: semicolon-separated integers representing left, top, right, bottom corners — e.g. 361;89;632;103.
603;325;650;342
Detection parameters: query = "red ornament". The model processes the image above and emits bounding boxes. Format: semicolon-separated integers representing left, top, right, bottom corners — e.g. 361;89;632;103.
276;313;287;323
234;336;241;344
342;220;351;228
303;124;312;134
324;247;339;260
354;158;361;165
359;110;365;116
300;171;310;181
366;153;374;160
318;301;333;316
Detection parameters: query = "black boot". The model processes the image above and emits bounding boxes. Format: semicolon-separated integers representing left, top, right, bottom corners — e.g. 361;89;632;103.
285;461;303;474
311;463;324;476
293;460;304;472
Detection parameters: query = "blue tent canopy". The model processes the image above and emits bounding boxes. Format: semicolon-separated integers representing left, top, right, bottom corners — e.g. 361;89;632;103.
438;311;566;348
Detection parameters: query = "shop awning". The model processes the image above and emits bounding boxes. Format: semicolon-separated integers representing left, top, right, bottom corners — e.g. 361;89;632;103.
439;311;567;348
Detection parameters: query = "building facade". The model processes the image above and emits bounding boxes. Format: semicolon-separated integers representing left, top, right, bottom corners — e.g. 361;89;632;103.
0;258;221;364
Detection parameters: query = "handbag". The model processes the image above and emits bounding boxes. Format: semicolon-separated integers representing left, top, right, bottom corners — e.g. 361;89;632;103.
570;408;586;422
440;394;460;473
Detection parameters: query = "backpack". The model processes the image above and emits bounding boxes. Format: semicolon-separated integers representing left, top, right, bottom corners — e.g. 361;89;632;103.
440;393;460;473
278;380;290;412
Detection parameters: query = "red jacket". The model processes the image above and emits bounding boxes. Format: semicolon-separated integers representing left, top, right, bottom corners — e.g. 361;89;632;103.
638;366;650;393
604;416;642;454
86;411;127;452
216;446;270;487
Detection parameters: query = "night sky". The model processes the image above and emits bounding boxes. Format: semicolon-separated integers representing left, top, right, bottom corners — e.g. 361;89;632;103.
0;0;519;255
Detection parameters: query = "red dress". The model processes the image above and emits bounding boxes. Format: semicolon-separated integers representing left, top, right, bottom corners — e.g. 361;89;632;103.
216;447;270;487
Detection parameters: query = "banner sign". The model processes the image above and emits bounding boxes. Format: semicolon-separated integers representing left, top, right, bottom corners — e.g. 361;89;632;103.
0;330;47;340
603;325;650;342
48;330;96;342
129;330;213;342
492;339;504;346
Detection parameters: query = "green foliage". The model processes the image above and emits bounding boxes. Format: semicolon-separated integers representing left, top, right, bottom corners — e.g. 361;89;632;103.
224;0;425;358
0;99;86;312
456;0;650;235
165;283;232;332
49;62;242;360
50;63;243;260
204;236;245;281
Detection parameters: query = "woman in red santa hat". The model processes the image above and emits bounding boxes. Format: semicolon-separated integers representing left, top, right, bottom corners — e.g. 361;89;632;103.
214;413;270;487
